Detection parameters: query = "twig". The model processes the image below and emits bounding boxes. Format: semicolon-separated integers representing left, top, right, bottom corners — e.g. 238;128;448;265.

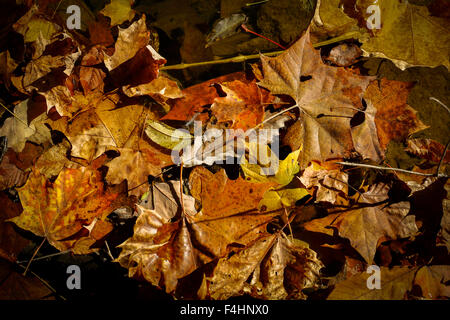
429;97;450;115
160;32;360;70
180;163;185;216
23;238;46;276
17;250;70;264
105;241;115;261
0;101;32;128
241;24;286;50
16;263;66;300
335;161;449;178
246;0;269;6
437;140;450;177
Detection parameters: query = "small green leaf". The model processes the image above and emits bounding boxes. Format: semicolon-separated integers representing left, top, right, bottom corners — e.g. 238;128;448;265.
145;120;192;151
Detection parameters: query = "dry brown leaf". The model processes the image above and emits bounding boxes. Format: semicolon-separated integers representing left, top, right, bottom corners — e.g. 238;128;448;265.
0;154;27;190
299;162;349;205
105;145;173;198
210;79;273;131
406;138;450;164
104;15;150;71
8;167;125;253
414;265;450;299
258;29;374;168
205;235;323;300
303;183;418;263
364;79;428;150
0;193;29;262
161;72;245;123
0;259;54;300
327;266;418;300
189;166;276;217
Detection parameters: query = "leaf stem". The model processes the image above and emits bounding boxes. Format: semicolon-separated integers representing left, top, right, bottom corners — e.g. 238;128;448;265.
335;161;449;178
23;238;46;276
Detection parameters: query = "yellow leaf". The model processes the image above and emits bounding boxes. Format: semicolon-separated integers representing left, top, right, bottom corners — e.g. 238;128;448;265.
100;0;135;27
259;188;309;211
241;148;301;186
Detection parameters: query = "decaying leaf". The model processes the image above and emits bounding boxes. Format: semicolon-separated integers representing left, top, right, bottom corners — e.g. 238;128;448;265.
258;29;374;168
299;161;349;205
205;234;323;300
303;183;418;263
0;100;50;153
9;167;125;253
327;266;418;300
364;79;428;151
105;145;173;198
104;15;151;71
100;0;135;27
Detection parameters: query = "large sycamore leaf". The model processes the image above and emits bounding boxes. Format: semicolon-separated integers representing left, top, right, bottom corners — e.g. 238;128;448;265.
303;183;418;263
8;167;124;253
205;235;323;300
116;176;275;295
258;29;374;168
327;266;418;300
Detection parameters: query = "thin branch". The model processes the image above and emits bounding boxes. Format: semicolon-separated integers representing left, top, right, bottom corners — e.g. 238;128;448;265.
437;140;450;177
17;250;70;264
180;163;185;217
429;97;450;115
23;238;46;276
335;161;449;178
241;24;286;50
0;101;32;129
160;32;360;70
16;263;66;301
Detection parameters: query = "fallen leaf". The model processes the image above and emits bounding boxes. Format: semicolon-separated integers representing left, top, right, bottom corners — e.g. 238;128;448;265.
414;265;450;299
104;15;150;71
189;166;275;217
303;183;418;263
364;79;428;151
205;234;323;299
299;161;349;205
258;29;374;168
0;100;50;152
327;266;418;300
0;193;29;262
105;145;173;197
145;120;192;151
0;259;54;299
406;138;450;164
258;188;310;211
161;72;245;123
9;167;124;253
100;0;135;27
210;79;272;131
360;1;450;70
0;154;27;190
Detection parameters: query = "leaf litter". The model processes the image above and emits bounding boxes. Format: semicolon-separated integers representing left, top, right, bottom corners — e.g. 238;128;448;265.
0;0;448;301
